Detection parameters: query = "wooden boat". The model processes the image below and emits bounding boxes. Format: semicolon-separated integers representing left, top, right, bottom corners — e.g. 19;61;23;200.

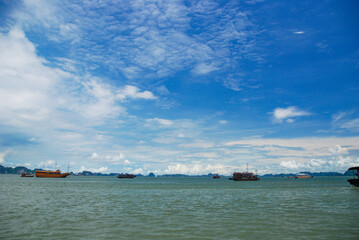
21;173;34;177
347;166;359;187
35;170;70;178
229;172;259;181
117;173;136;178
295;173;312;179
213;175;220;179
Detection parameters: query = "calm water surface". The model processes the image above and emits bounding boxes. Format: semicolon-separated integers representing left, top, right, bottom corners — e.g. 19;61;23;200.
1;175;358;239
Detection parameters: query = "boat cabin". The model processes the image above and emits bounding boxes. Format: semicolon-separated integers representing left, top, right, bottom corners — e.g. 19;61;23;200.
347;166;359;187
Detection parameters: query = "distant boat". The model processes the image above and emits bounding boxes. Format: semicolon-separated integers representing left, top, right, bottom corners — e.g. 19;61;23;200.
295;173;312;179
229;172;260;181
347;166;359;187
21;173;34;177
213;175;220;179
117;173;136;179
35;170;70;178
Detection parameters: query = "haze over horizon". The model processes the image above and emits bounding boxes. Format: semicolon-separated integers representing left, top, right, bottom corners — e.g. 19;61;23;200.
1;0;358;175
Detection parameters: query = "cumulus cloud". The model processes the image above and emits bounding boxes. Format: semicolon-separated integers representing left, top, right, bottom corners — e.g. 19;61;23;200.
280;160;301;169
79;166;108;173
272;106;311;123
163;163;234;175
0;27;66;127
117;85;157;100
224;138;359;172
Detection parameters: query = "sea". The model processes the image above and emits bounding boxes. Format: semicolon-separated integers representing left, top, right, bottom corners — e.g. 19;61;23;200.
0;175;358;240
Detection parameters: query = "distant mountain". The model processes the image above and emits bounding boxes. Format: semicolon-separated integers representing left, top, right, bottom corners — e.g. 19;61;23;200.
0;165;355;177
261;171;353;177
0;165;34;174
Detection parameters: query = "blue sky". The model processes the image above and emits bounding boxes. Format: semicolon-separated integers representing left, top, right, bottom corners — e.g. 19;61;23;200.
0;0;358;175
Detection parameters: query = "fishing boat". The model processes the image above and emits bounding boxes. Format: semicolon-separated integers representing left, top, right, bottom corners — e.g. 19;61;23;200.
229;172;260;181
213;174;220;179
35;169;70;178
295;173;312;179
21;173;34;177
347;166;359;187
117;173;136;179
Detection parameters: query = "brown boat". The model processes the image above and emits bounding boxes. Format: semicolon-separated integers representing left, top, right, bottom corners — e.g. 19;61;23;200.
35;170;70;178
213;175;220;179
295;173;312;179
21;173;34;177
229;172;260;181
347;166;359;187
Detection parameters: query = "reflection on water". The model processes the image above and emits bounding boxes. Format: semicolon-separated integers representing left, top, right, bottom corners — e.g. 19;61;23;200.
1;175;358;239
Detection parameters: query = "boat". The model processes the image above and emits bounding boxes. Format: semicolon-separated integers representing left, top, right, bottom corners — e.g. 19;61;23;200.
213;175;220;179
295;173;312;179
117;173;136;179
347;166;359;187
35;169;70;178
229;172;260;181
21;173;34;177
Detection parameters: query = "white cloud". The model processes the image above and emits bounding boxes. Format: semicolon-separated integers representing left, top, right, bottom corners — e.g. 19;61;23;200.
329;145;348;155
191;63;218;75
12;0;261;90
0;27;66;127
38;160;56;169
123;159;131;165
163;163;235;175
224;137;359;172
79;166;108;173
272;106;311;123
339;118;359;132
280;160;301;169
146;118;174;126
117;85;157;100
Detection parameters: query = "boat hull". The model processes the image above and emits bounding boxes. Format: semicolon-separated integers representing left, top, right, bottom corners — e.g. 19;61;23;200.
21;173;34;177
117;174;136;178
229;178;260;181
35;170;70;178
348;179;359;187
295;176;312;179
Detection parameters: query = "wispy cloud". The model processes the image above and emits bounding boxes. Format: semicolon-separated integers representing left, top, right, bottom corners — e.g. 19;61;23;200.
11;0;263;90
272;106;311;123
331;111;359;132
293;31;305;34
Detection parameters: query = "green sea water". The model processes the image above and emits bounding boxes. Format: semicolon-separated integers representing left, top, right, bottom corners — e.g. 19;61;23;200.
0;175;358;239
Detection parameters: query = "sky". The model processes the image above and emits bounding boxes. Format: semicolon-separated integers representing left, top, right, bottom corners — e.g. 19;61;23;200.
0;0;358;175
